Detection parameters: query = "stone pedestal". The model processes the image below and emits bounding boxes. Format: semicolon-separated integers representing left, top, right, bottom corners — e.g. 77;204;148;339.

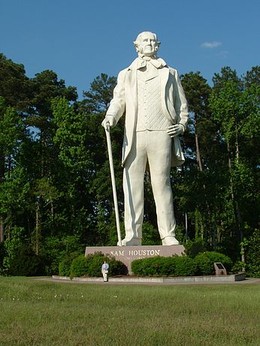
85;245;185;274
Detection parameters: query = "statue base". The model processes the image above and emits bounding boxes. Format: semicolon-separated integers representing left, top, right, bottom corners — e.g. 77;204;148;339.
85;245;185;274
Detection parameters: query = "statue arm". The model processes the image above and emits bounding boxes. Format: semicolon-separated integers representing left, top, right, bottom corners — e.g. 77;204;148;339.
102;70;127;128
167;69;189;137
173;70;189;130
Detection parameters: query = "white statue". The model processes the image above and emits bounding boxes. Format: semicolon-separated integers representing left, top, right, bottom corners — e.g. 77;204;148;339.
102;31;188;246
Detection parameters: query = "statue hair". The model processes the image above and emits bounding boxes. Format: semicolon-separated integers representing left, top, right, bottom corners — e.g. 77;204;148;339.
133;31;161;54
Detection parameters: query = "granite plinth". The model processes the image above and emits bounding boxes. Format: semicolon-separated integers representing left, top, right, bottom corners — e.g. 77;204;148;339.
85;245;185;274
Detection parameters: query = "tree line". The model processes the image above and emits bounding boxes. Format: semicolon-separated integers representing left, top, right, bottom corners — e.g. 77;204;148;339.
0;53;259;275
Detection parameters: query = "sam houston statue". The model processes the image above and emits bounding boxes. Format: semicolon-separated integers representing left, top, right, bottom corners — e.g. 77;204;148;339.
102;31;188;246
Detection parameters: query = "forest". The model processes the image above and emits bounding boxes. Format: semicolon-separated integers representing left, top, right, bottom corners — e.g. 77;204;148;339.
0;53;259;276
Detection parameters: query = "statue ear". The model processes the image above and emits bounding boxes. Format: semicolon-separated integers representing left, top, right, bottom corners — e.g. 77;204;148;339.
133;41;139;53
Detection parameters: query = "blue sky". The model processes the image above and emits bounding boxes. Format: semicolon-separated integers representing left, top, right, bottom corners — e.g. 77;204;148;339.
1;0;259;99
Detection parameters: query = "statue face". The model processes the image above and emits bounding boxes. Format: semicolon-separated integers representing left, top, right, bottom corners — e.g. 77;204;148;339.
137;32;158;57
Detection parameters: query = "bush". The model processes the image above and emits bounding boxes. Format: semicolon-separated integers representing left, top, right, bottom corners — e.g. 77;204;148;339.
70;255;89;278
7;245;45;276
85;253;106;277
246;229;260;278
69;252;128;278
42;235;84;275
174;256;197;276
132;257;175;277
185;238;207;258
131;256;197;277
195;251;233;275
0;242;6;274
231;261;245;274
108;256;128;276
58;251;82;277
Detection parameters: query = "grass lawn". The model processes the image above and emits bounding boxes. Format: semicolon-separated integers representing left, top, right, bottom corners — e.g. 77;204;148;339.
0;277;259;345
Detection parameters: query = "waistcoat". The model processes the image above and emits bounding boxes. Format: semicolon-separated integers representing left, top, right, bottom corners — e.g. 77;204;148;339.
136;63;172;131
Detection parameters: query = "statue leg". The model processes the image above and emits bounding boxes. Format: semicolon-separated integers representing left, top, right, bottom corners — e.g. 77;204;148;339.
147;131;179;245
122;132;147;246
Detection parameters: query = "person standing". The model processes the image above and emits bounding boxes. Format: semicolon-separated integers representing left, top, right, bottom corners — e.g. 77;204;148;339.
101;261;109;282
102;31;188;246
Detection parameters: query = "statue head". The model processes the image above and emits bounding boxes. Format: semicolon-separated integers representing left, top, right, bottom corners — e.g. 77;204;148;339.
134;31;160;58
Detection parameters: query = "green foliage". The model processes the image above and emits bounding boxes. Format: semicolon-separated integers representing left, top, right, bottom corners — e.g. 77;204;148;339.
0;241;6;273
52;97;90;170
30;69;77;119
131;252;234;277
2;227;25;273
246;229;260;277
70;255;89;278
131;257;174;277
69;252;127;278
6;245;45;276
108;256;128;276
131;256;197;277
142;222;161;245
58;258;70;277
0;54;31;109
174;256;197;276
58;251;81;277
42;235;84;275
231;261;245;273
184;238;208;258
84;252;105;277
0;52;259;271
80;73;116;114
0;167;30;215
0;98;24;155
194;251;233;275
2;227;45;276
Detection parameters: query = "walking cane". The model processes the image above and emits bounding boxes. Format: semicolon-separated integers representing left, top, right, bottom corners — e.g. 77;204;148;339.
105;123;122;246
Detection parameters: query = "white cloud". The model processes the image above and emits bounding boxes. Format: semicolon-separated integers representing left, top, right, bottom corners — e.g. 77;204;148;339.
201;41;222;48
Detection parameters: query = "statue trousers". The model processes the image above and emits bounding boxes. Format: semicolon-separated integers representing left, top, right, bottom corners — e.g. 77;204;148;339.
123;130;176;243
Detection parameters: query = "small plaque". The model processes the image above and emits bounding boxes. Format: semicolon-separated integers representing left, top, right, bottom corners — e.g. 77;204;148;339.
214;262;227;275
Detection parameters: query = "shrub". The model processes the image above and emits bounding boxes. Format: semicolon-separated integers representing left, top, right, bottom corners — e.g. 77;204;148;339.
108;256;128;276
131;257;175;277
131;256;197;277
185;238;207;258
173;256;197;276
195;251;233;275
42;235;84;276
231;261;245;274
70;255;89;278
85;253;106;277
141;222;161;245
69;252;127;278
246;229;260;278
59;251;82;277
7;245;45;276
0;242;6;274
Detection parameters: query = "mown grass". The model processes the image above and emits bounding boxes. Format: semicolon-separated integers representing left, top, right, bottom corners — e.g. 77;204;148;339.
0;277;259;345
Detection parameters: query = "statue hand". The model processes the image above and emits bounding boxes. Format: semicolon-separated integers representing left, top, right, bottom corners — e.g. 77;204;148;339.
167;124;185;137
101;115;116;129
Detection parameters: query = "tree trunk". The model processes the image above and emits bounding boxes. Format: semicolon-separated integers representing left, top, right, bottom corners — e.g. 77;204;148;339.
195;132;203;172
194;122;215;245
0;217;3;242
227;140;241;239
0;153;4;182
0;153;5;242
35;198;41;255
